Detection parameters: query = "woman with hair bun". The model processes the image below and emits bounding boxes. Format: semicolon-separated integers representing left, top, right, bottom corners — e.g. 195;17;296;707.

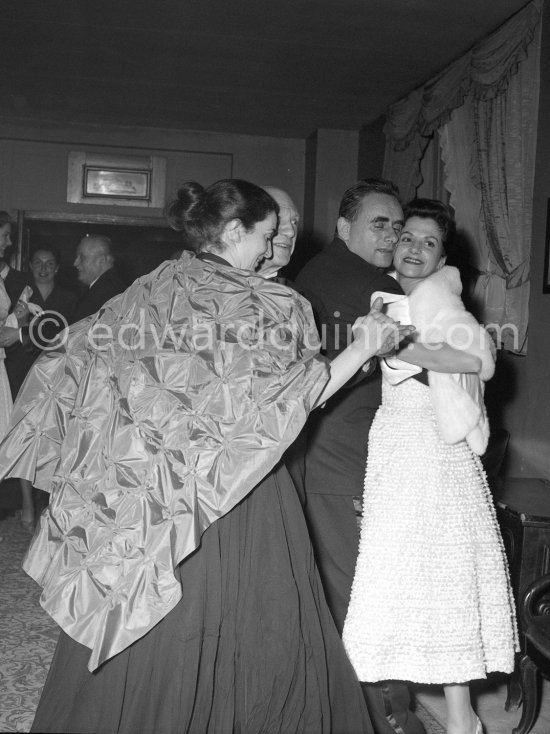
1;179;413;733
343;199;518;734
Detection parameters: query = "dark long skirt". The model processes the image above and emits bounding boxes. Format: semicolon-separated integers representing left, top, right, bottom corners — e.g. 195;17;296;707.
31;464;372;734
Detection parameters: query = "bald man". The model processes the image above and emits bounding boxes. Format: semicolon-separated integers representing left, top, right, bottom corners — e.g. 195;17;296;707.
72;235;125;322
256;187;314;503
257;187;300;281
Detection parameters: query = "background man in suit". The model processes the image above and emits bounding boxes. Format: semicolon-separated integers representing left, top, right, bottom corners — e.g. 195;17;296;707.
72;235;125;322
296;179;425;734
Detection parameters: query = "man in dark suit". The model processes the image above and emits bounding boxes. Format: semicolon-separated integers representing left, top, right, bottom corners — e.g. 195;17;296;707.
72;235;125;322
257;187;311;502
296;179;425;734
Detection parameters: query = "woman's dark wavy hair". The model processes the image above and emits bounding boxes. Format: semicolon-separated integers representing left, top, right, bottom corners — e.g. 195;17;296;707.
403;198;457;261
165;179;279;254
30;244;61;266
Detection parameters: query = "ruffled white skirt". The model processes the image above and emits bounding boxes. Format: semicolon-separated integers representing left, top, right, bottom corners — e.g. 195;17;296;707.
343;378;518;684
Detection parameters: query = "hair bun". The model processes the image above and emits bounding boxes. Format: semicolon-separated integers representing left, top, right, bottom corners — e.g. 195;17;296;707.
166;181;205;231
164;178;277;253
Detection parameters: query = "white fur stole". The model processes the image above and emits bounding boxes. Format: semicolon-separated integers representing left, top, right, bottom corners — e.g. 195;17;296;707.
376;267;495;455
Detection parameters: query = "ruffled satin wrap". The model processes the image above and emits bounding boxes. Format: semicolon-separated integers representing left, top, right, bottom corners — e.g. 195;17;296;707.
0;253;328;670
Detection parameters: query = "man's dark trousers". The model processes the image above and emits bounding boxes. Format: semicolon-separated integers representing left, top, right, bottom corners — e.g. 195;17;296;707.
296;238;425;734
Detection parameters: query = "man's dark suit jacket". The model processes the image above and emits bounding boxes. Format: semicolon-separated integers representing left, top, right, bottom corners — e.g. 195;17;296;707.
295;237;403;496
2;266;33;399
72;268;126;323
268;274;320;506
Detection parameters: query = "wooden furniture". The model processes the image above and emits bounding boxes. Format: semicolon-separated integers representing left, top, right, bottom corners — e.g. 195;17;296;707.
494;478;550;731
514;573;550;734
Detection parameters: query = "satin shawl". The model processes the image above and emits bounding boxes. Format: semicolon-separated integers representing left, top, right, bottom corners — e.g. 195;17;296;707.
0;252;328;670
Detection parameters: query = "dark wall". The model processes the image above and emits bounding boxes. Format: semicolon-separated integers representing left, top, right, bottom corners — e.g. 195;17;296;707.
357;116;386;180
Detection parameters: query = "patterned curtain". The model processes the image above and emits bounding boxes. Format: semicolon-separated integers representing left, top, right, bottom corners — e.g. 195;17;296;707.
383;0;542;353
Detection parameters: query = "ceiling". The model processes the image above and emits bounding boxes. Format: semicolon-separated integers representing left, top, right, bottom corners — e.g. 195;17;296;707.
3;0;530;139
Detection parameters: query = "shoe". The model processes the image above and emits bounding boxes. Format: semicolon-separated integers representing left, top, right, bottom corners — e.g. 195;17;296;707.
17;510;35;534
21;519;34;536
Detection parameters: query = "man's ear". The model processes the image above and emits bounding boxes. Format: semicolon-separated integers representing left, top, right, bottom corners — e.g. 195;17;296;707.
336;216;350;242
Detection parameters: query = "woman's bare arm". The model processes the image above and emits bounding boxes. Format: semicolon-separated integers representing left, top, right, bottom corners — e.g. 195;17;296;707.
313;298;415;408
396;341;482;373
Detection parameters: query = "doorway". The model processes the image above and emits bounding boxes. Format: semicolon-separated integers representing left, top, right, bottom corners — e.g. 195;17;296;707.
16;211;188;295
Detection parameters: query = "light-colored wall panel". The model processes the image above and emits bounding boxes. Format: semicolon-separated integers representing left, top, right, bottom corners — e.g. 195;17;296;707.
0;118;305;221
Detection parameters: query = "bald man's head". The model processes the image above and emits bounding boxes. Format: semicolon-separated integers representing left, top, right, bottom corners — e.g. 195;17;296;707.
74;235;114;285
259;187;300;277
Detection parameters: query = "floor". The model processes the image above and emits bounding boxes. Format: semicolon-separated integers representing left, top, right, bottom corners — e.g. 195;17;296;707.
0;515;59;732
1;512;550;734
413;676;550;733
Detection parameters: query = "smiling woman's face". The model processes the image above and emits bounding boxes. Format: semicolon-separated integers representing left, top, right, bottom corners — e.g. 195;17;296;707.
30;249;59;285
235;212;277;271
393;216;445;281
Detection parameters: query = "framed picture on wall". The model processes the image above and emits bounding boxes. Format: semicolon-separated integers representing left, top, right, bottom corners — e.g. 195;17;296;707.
84;167;151;200
544;199;550;293
67;152;166;208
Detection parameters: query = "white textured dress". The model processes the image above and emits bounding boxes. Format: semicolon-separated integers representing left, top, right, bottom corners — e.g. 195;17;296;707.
0;279;13;440
342;269;518;685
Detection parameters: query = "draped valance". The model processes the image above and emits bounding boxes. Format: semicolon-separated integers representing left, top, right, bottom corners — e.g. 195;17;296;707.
385;0;542;152
382;0;542;354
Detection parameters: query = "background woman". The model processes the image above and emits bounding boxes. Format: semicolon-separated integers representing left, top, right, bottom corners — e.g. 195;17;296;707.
0;279;13;443
28;245;77;324
0;275;12;544
17;246;77;530
0;213;30;439
0;179;410;733
0;212;31;393
343;199;517;734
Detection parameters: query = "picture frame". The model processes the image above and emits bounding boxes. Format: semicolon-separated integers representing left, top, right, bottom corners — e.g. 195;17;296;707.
544;199;550;293
67;152;166;208
84;167;151;200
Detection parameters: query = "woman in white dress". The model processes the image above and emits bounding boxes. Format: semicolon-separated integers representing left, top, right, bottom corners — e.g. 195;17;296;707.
0;218;14;441
0;277;13;440
342;199;518;734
